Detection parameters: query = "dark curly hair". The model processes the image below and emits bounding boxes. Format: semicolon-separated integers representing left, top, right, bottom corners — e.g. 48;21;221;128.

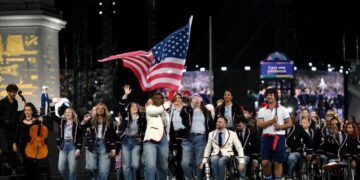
6;84;19;92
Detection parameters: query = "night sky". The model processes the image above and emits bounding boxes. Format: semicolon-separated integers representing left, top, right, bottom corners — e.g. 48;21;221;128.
56;0;358;71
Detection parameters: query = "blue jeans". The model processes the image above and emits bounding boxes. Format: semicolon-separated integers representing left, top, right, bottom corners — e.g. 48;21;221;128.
286;152;301;177
210;155;229;180
181;134;206;180
239;155;250;179
58;141;78;180
122;137;141;180
87;139;111;180
143;136;169;180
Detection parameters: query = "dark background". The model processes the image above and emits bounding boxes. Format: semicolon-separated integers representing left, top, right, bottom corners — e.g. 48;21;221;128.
53;0;358;108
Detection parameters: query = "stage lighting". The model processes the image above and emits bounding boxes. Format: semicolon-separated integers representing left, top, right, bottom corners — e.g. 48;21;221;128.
311;67;317;71
340;69;343;73
221;66;227;71
327;64;331;67
195;64;199;68
244;66;251;71
113;11;116;14
308;62;313;67
99;2;103;6
261;80;265;84
112;2;116;5
110;110;114;115
200;67;205;71
340;66;343;69
346;71;349;74
294;66;297;71
328;68;332;72
99;11;103;15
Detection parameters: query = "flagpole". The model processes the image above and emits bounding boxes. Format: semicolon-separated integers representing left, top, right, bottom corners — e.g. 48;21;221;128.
209;16;214;104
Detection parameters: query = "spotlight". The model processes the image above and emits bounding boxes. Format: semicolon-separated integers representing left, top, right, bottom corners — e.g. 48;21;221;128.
221;66;227;71
346;71;349;74
110;110;114;115
340;66;343;69
200;67;205;72
309;62;313;67
328;68;332;72
311;67;317;71
195;64;199;68
294;66;297;71
244;66;251;71
261;80;265;84
112;2;116;5
99;2;102;6
327;64;331;67
113;10;116;14
99;11;103;15
340;69;343;73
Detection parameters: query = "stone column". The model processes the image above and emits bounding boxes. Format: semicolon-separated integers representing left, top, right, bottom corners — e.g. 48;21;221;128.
0;15;66;108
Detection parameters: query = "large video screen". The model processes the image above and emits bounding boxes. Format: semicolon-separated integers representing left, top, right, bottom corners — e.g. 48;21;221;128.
260;61;294;79
295;70;344;118
156;71;211;102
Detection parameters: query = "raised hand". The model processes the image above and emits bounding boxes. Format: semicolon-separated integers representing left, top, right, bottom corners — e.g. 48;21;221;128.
123;84;132;96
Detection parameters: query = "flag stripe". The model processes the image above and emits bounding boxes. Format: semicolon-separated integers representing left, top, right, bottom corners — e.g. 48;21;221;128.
123;56;152;68
98;17;192;91
123;63;180;91
122;57;151;75
147;68;183;79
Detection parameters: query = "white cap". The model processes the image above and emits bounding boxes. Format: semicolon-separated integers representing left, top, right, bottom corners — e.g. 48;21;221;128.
42;85;49;90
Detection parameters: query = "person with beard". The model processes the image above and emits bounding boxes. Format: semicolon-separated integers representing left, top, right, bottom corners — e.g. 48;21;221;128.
215;90;244;130
235;116;259;179
143;93;171;180
200;116;245;180
257;88;292;180
0;84;19;174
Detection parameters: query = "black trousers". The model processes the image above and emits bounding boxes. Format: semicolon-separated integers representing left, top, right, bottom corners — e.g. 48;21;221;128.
4;122;17;169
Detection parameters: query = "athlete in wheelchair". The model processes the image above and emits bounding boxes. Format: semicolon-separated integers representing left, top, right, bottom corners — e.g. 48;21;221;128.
321;117;356;180
200;116;245;180
234;116;260;179
285;117;314;179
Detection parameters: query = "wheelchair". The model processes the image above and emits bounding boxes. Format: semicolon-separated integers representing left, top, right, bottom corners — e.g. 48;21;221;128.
204;156;243;180
322;157;354;180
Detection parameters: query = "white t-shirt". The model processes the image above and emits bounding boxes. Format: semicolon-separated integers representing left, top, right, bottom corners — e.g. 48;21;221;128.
257;105;290;135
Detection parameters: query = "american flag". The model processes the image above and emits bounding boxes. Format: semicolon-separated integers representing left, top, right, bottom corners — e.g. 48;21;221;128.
99;17;192;91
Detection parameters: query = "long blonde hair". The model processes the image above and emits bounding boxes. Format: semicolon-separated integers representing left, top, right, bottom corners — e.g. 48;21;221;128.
65;107;79;123
92;103;111;127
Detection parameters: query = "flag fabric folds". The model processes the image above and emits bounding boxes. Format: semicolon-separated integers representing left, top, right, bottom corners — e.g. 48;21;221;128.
98;16;193;91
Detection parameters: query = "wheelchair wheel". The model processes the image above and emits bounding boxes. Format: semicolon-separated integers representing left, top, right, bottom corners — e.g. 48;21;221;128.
227;156;239;180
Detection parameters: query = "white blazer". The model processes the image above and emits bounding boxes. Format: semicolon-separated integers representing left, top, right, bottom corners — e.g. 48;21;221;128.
202;129;245;163
144;102;171;142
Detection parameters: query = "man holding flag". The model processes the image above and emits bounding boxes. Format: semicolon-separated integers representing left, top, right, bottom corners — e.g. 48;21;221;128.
99;17;192;180
256;88;292;180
